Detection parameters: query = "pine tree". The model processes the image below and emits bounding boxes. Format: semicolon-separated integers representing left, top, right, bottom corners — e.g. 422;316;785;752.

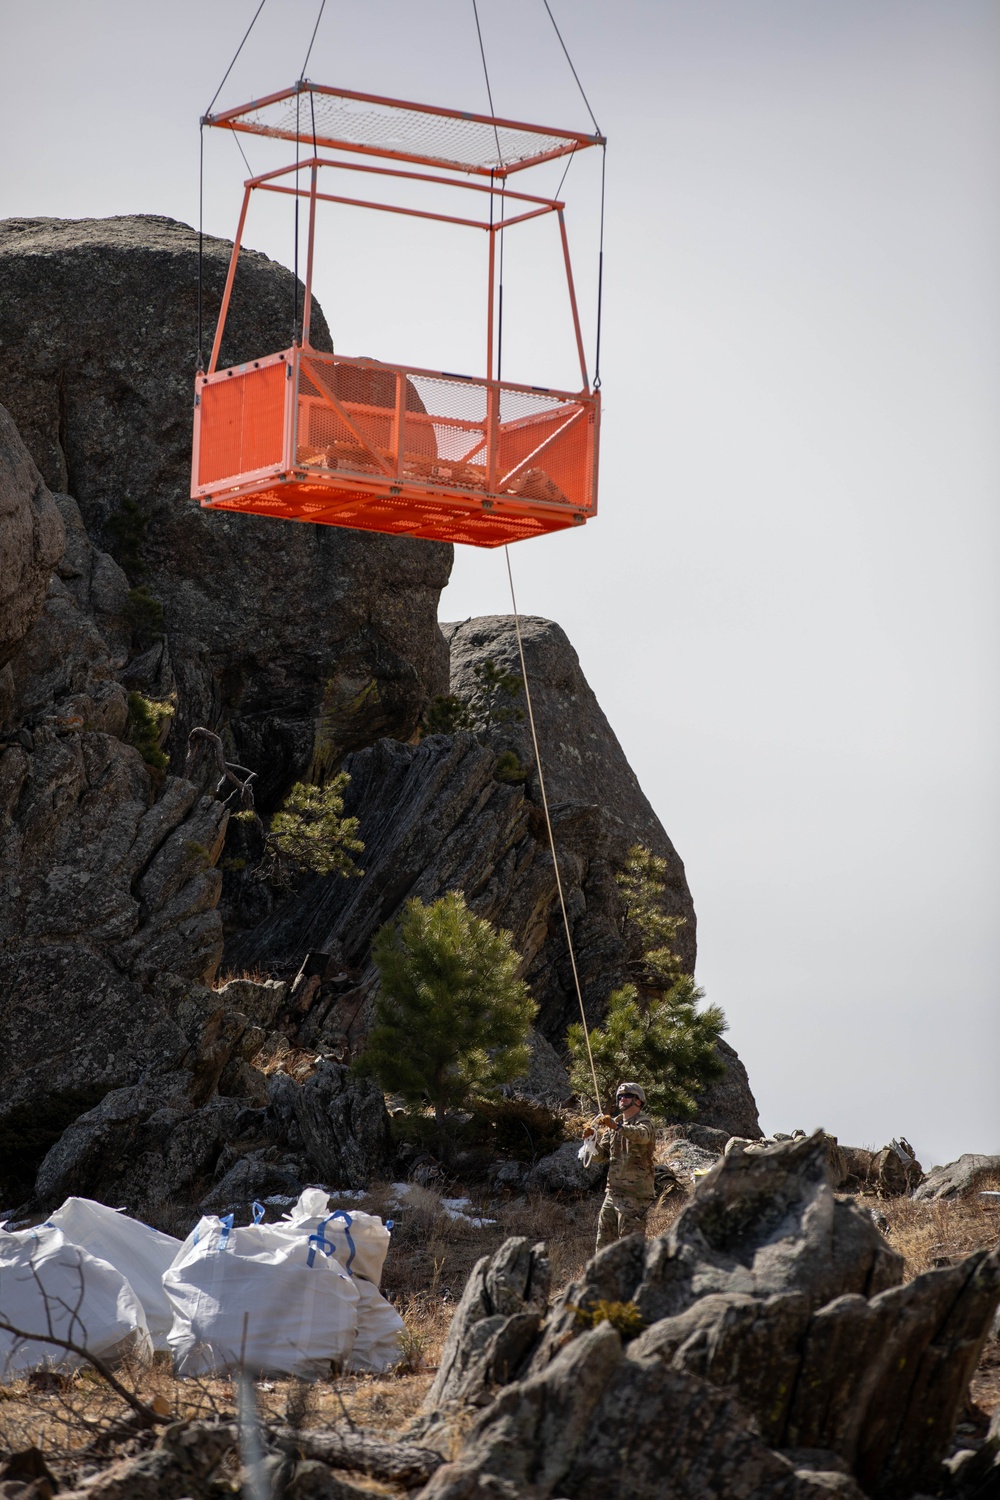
356;892;536;1126
616;844;687;991
568;979;726;1118
267;775;364;880
567;844;727;1116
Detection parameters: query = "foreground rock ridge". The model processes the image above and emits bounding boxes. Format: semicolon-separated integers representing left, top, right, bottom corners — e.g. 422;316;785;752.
0;212;732;1217
417;1135;1000;1500
14;1137;997;1500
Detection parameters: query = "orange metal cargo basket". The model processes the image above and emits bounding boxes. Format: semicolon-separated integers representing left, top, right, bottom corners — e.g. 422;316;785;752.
193;83;604;548
193;349;599;546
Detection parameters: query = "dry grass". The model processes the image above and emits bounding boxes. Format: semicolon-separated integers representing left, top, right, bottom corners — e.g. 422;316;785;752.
875;1171;1000;1278
861;1174;1000;1417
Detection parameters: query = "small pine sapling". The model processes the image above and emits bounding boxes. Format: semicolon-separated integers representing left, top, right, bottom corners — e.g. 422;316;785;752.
266;775;364;884
356;891;536;1130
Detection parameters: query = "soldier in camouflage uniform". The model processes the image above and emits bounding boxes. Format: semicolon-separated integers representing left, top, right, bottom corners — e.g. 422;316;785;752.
584;1081;656;1252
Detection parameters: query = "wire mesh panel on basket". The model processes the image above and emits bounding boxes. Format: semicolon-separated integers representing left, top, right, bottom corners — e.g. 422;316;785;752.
213;86;596;176
404;375;489;494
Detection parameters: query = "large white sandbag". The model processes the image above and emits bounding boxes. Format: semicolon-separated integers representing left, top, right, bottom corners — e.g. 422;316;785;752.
347;1276;405;1374
164;1214;359;1379
45;1198;181;1352
0;1224;152;1380
274;1190;392;1286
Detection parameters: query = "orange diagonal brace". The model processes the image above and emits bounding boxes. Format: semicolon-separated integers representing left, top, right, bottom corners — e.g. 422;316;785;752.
497;407;585;490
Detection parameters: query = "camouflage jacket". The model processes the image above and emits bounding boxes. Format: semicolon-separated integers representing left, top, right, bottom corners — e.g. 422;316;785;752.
592;1113;656;1202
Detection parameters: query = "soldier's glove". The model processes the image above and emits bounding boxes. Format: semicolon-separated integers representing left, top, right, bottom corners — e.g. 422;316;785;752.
582;1126;596;1140
596;1114;614;1129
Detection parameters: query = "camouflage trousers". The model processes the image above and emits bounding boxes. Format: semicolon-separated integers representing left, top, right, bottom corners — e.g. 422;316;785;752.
595;1192;651;1252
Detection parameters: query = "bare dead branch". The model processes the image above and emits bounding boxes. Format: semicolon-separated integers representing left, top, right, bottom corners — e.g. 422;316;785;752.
185;726;258;810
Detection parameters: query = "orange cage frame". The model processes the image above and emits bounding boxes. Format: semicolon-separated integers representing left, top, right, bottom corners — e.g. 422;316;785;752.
193;83;604;547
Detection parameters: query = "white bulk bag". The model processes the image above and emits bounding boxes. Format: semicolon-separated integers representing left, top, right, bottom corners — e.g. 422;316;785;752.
45;1198;181;1352
164;1214;359;1379
0;1224;152;1380
275;1190;392;1286
347;1276;405;1374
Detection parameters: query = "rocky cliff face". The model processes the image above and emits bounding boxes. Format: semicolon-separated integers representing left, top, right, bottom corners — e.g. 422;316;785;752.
225;616;699;1051
0;215;451;800
0;213;755;1216
0;406;234;1200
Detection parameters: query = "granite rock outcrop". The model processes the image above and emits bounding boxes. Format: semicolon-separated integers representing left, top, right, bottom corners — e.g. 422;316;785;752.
414;1135;1000;1500
0;215;451;799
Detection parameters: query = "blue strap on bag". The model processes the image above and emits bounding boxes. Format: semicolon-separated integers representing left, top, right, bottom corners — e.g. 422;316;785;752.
306;1210;356;1274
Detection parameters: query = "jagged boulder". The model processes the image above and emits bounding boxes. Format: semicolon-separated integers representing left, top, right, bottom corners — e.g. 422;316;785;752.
426;1237;551;1410
530;1133;903;1374
528;1141;607;1197
34;1073;251;1223
5;492;132;736
913;1152;1000;1202
417;1136;1000;1500
223;617;759;1127
31;987;390;1224
420;1322;859;1500
271;1060;393;1189
511;1028;572;1106
0;736;229;1087
446;615;695;979
224;726;641;1046
445;616;691;901
222;621;712;1071
0;215;451;797
692;1037;763;1139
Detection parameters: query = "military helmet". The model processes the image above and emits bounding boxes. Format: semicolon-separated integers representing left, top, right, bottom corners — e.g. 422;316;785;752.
616;1081;646;1104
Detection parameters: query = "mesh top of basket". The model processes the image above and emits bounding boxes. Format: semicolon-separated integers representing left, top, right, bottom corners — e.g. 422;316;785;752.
207;84;602;177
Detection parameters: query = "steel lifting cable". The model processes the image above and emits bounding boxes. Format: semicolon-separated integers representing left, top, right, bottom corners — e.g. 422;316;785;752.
198;0;270;370
472;0;506;381
294;0;327;342
504;546;604;1115
300;0;327;78
539;0;606;388
540;0;601;135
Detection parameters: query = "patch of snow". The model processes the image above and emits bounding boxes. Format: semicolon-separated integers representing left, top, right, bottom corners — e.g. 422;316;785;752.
382;1183;495;1227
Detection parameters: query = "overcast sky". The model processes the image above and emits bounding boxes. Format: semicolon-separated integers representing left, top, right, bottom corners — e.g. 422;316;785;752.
3;1;998;1167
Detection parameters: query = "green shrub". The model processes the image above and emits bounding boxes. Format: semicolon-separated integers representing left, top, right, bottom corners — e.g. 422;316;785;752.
125;691;173;771
420;694;474;736
125;585;164;647
494;748;529;784
569;1299;645;1340
568;978;726;1119
470;658;524;732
